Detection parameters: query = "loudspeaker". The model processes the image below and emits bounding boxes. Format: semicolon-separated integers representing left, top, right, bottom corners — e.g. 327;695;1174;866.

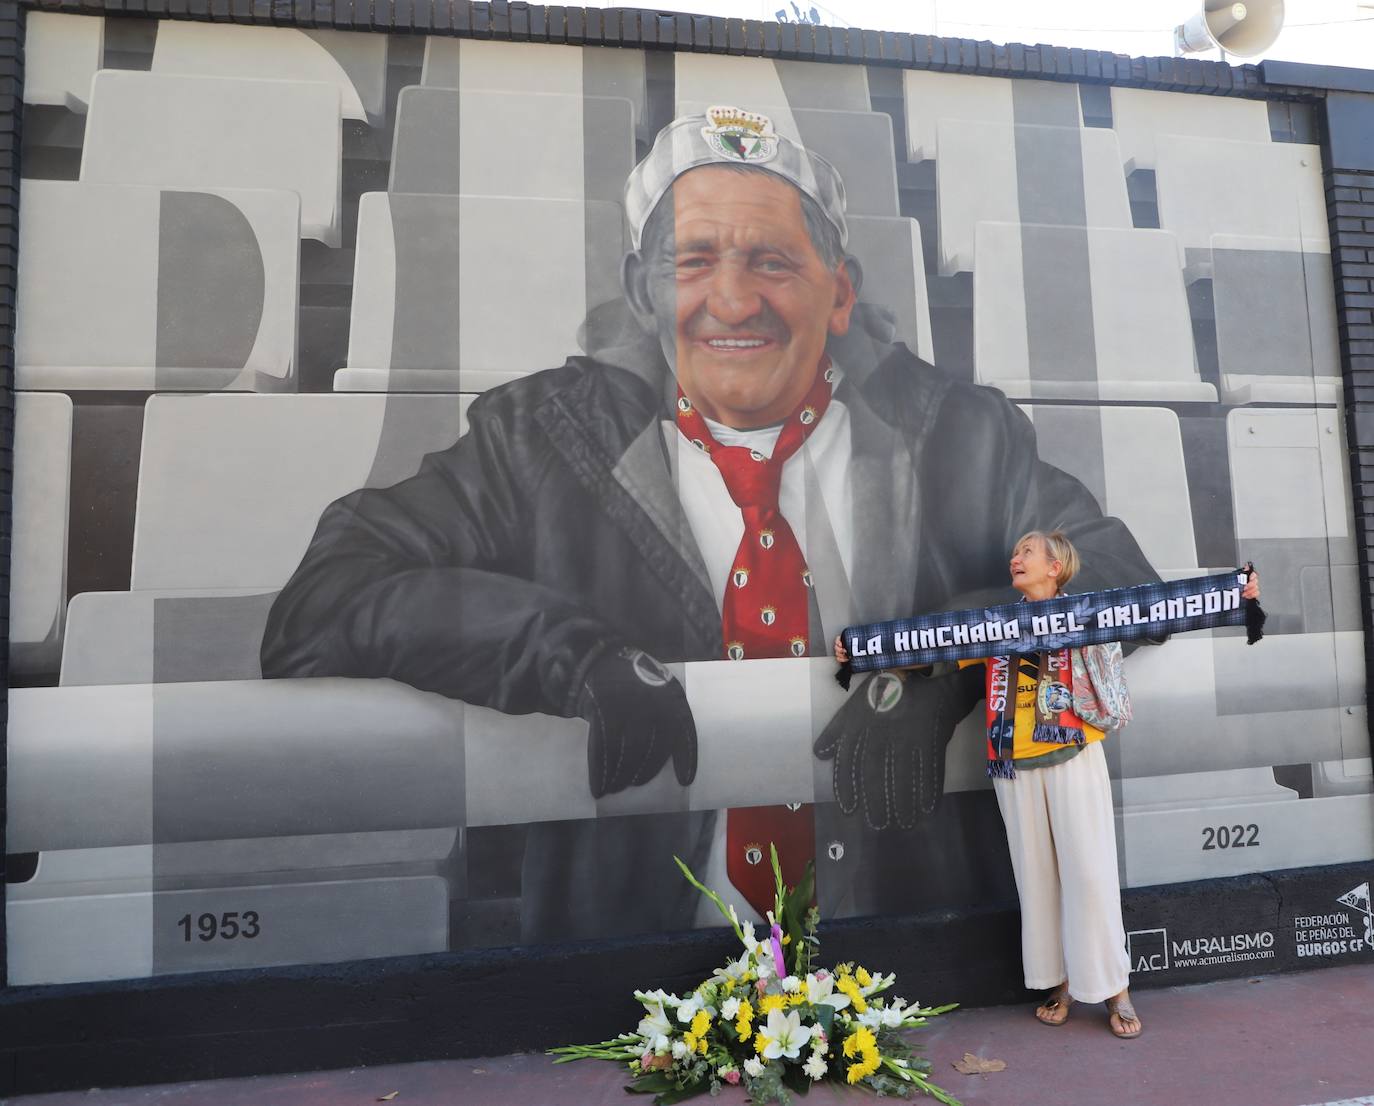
1174;0;1285;58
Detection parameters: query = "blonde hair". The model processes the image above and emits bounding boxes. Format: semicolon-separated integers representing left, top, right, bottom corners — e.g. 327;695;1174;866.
1013;529;1080;590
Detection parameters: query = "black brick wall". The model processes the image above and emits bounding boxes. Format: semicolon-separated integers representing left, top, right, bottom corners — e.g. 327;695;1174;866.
0;0;22;993
1322;90;1374;703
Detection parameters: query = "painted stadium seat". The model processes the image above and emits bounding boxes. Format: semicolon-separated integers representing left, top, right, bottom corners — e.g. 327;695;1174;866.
6;678;462;984
974;221;1214;403
337;192;625;393
131;394;471;593
8;393;72;677
7;654;852;982
1017;404;1197;573
1227;405;1356;636
935;119;1132;275
1115;764;1374;889
151;22;389;127
675;53;870;142
61;394;472;683
902;70;1082;162
23;12;103;113
421;38;648;141
387;87;635;204
16;180;300;393
80;70;344;246
1153;134;1328;263
1210;234;1342;406
845;215;933;363
1109;86;1272;173
791;109;900;217
33;393;479;983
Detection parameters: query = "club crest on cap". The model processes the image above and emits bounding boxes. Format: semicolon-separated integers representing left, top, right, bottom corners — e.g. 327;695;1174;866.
701;105;779;165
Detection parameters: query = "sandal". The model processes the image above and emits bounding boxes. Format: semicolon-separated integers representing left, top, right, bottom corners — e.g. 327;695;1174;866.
1106;995;1143;1039
1034;985;1073;1027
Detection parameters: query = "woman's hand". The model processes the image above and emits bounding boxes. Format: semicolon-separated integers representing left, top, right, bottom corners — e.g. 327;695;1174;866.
1243;564;1261;602
833;634;849;664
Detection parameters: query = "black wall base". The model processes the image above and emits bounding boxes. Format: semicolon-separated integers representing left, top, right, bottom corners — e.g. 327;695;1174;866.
2;860;1371;1097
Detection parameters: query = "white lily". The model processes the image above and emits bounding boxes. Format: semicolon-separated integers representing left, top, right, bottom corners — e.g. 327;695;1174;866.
803;1053;828;1081
880;1002;907;1028
714;952;752;985
653;1034;671;1055
759;1008;815;1061
671;1040;689;1059
740;920;757;950
857;1007;884;1030
676;991;708;1024
743;1057;765;1078
804;973;851;1011
636;1002;674;1041
635;989;679;1007
721;996;741;1020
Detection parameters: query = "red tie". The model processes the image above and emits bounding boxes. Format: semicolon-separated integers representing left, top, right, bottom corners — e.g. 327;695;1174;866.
675;361;836;920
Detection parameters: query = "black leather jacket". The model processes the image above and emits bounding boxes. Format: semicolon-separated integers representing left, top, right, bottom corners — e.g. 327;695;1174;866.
261;328;1158;940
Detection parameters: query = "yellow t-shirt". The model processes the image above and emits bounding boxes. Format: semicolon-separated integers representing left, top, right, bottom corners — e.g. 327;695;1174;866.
962;656;1105;762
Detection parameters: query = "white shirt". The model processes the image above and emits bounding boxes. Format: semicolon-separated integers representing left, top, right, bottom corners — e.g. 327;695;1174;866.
661;399;855;609
659;393;856;924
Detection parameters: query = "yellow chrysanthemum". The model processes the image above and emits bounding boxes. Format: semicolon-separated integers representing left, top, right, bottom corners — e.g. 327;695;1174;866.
855;967;873;988
846;1049;880;1085
734;1000;753;1039
690;1010;712;1038
754;1030;771;1055
684;1031;700;1053
836;976;867;1014
787;992;807;1007
759;994;788;1015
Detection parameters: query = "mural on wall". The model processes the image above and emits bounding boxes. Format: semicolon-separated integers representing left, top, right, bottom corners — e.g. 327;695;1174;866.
6;12;1370;986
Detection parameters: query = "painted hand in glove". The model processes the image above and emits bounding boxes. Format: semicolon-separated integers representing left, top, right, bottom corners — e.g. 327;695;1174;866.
813;665;983;830
577;647;698;799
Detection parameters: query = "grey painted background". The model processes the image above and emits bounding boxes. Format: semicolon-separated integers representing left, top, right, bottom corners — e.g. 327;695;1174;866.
5;13;1369;986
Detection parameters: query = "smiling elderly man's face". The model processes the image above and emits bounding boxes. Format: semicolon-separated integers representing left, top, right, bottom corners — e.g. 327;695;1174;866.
626;165;856;430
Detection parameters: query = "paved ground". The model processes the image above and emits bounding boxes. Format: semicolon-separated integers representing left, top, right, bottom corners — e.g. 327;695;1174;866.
7;962;1374;1106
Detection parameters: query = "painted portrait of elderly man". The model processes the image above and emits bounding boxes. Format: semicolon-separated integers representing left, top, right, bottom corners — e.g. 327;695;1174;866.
261;104;1159;941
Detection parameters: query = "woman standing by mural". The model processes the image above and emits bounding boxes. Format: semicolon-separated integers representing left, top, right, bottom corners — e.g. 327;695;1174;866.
836;530;1260;1040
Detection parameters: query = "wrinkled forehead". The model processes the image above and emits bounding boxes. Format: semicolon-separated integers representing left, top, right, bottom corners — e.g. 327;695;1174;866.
644;165;811;254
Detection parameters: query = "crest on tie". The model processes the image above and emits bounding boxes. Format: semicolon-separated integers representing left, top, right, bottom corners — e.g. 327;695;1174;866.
743;843;765;866
799;406;817;426
691;438;709;453
677;396;693;414
801;569;813;588
760;606;777;626
789;636;807;657
727;641;746;661
749;449;766;462
732;567;749;588
759;530;775;549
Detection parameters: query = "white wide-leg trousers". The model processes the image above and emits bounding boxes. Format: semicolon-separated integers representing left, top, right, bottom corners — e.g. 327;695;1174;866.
992;740;1130;1004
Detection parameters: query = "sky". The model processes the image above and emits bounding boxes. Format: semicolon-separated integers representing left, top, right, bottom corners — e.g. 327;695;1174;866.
580;0;1374;69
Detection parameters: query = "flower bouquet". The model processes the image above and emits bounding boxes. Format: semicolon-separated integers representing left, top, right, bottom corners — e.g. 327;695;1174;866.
549;846;959;1105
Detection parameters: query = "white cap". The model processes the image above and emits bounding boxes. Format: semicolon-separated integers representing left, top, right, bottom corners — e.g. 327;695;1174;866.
623;105;848;251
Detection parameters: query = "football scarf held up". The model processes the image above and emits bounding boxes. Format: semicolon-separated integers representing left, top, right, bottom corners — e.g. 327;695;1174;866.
840;569;1262;677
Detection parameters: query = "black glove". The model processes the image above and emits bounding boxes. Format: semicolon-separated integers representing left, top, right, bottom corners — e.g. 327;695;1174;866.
576;647;698;799
813;666;983;831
